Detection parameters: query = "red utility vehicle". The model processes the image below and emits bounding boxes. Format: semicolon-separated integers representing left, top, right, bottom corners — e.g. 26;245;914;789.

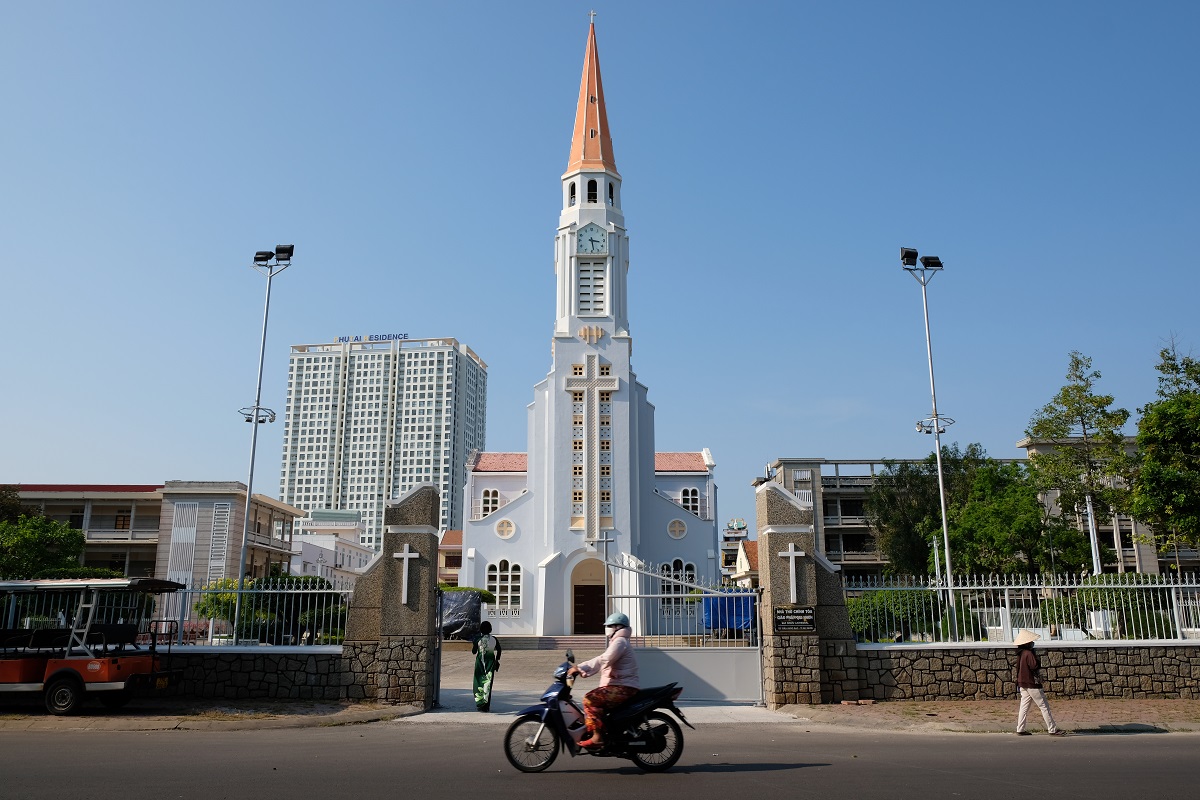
0;578;183;715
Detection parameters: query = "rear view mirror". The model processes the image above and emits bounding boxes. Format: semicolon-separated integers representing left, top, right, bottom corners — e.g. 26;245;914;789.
566;649;575;663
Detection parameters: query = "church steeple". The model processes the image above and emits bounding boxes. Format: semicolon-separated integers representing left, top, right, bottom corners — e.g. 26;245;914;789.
555;16;627;339
565;19;618;177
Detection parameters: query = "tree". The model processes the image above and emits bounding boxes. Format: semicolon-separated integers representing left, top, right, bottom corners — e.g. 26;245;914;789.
1129;344;1200;555
1026;351;1130;573
0;515;87;579
0;484;39;525
951;461;1093;574
865;443;988;575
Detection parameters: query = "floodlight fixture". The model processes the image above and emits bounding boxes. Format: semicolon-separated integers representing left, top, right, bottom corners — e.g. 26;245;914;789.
900;247;919;268
919;255;943;270
254;251;274;265
275;244;295;261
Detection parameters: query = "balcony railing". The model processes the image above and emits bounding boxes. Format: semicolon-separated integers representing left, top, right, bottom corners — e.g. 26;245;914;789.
826;548;885;562
821;476;875;488
85;528;160;541
823;515;868;527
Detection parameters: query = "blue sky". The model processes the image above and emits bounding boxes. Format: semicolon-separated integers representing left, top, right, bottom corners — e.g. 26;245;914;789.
2;2;1197;535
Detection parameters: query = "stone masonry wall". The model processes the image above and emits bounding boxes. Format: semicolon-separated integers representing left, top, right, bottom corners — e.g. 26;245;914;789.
159;637;434;702
161;649;364;700
370;635;437;704
858;644;1200;701
763;634;822;706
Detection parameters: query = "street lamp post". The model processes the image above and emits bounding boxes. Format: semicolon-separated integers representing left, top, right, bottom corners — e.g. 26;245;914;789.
901;247;957;641
232;244;293;644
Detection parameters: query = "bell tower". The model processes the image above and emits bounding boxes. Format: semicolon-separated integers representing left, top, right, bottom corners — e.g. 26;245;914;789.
555;18;629;339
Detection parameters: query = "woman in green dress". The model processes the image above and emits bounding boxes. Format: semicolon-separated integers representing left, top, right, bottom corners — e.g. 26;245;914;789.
471;620;502;712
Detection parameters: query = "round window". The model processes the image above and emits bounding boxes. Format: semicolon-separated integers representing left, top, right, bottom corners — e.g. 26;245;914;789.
496;519;515;539
667;519;686;539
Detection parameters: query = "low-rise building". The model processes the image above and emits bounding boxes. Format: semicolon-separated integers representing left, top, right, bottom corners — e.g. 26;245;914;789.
290;509;374;589
16;482;306;587
19;484;164;577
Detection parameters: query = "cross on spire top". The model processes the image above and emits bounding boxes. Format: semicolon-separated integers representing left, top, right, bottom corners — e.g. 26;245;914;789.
589;10;597;24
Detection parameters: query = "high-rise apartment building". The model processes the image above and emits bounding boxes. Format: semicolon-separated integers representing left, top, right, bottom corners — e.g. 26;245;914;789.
278;336;487;548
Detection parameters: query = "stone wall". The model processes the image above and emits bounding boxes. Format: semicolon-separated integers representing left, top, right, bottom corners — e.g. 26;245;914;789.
856;644;1200;701
160;648;361;700
154;487;445;707
755;479;1200;706
159;639;436;704
762;634;821;706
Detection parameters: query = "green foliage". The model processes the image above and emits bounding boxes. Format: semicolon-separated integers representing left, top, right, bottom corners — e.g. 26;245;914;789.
847;590;938;641
192;578;240;621
951;461;1094;574
864;443;989;575
938;596;987;641
193;576;345;643
33;566;126;580
0;485;30;524
440;583;496;604
1026;351;1131;524
0;515;86;579
1039;573;1178;639
1129;344;1200;551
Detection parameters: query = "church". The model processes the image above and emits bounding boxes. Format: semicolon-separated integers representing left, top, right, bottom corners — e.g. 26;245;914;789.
458;20;720;636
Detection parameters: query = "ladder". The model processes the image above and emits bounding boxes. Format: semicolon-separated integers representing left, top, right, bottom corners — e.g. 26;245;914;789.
66;588;99;658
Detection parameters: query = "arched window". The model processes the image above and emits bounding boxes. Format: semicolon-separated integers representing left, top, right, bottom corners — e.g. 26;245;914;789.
486;560;522;608
681;487;700;514
608;183;614;205
568;182;576;207
481;488;499;516
659;558;696;614
587;179;598;203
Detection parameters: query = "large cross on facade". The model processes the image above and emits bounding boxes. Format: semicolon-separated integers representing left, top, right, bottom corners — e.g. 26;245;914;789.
393;542;420;604
778;542;806;604
564;352;619;542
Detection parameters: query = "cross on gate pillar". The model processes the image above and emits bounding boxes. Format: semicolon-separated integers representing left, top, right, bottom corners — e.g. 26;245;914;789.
343;485;441;708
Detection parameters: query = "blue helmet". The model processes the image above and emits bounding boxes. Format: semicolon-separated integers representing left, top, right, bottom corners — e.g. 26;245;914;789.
604;612;630;628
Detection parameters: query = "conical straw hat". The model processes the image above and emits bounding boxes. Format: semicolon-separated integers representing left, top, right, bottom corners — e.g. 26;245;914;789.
1013;629;1040;646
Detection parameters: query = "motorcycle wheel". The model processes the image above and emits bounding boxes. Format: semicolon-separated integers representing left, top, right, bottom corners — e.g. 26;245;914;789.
628;711;684;772
504;713;560;773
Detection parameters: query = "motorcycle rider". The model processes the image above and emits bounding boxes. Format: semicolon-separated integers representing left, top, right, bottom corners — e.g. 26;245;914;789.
567;612;640;750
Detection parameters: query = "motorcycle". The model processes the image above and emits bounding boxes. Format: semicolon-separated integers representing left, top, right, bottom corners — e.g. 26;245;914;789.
503;650;693;773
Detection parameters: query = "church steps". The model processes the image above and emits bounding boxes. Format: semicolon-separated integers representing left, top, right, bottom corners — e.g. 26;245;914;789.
497;635;609;651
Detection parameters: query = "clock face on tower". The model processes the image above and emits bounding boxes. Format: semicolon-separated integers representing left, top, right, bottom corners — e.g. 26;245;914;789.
576;223;608;255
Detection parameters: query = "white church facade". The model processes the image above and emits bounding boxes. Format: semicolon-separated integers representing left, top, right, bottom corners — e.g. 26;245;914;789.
458;21;720;636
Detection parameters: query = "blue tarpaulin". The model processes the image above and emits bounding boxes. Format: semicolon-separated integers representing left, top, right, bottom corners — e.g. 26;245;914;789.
701;592;756;631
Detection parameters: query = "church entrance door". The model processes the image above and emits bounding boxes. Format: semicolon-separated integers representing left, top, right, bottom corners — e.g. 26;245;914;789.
573;585;605;634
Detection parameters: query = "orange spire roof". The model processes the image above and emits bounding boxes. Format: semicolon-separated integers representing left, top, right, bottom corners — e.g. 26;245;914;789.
565;21;618;177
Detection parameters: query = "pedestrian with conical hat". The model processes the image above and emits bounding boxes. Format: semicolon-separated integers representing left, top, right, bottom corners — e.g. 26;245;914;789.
1014;629;1066;736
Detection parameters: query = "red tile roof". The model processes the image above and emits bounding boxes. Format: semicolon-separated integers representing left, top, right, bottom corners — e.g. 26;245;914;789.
18;484;165;493
654;452;708;473
440;530;463;549
746;542;760;572
473;453;528;472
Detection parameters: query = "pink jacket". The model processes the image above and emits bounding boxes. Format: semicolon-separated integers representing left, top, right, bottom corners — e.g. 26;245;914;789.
577;627;639;689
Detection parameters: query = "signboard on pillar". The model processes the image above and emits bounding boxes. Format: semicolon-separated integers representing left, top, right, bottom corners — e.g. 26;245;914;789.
772;604;816;635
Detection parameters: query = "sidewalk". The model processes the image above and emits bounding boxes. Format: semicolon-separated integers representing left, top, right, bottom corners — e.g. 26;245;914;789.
781;698;1200;734
3;647;1198;733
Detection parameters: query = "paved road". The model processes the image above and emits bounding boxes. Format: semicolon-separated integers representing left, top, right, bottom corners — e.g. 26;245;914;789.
2;720;1196;799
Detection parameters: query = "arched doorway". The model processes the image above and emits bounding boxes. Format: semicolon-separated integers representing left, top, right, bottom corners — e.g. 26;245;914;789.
570;558;606;634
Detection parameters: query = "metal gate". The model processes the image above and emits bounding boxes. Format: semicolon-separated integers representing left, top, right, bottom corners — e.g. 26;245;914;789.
606;554;762;703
